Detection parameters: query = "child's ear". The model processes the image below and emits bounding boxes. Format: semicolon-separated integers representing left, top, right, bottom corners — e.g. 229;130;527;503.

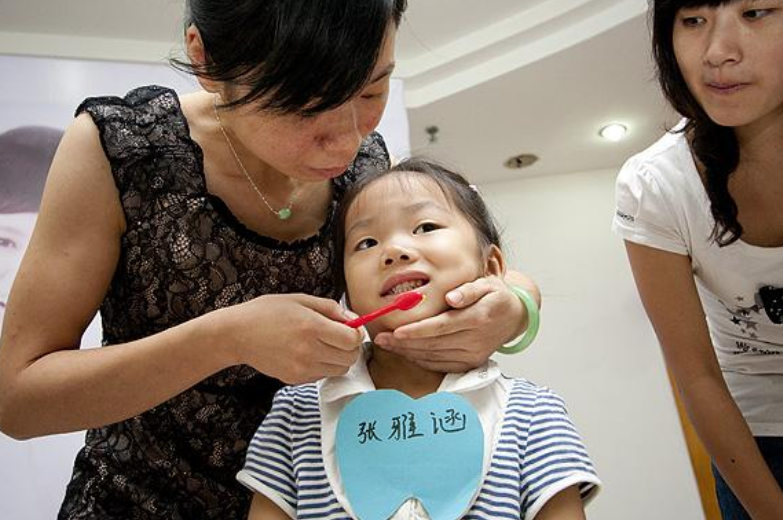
483;245;506;277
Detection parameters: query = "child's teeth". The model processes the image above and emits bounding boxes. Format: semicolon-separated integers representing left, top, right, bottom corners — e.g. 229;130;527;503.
391;280;423;295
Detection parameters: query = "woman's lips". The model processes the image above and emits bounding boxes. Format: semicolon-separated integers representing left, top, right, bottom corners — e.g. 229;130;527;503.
706;82;748;94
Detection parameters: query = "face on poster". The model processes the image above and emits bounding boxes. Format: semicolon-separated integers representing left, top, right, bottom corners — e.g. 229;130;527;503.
0;123;64;326
0;212;38;322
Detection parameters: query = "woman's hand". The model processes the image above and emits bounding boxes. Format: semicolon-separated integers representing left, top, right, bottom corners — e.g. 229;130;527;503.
223;293;364;384
372;275;530;372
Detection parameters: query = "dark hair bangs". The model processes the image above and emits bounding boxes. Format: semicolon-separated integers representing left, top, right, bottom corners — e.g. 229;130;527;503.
175;0;406;115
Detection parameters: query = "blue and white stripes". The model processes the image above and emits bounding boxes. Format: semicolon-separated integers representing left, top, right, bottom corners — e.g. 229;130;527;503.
238;379;600;519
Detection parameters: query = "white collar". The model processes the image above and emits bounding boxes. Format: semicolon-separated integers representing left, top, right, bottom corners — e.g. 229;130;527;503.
319;345;505;402
318;346;510;519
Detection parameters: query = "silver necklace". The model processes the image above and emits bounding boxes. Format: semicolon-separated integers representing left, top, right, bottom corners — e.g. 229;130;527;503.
213;96;301;221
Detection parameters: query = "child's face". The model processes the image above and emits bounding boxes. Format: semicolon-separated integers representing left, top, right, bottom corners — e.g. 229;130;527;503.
342;173;501;336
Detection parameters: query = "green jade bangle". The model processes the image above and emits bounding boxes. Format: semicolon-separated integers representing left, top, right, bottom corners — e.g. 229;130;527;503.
497;286;540;354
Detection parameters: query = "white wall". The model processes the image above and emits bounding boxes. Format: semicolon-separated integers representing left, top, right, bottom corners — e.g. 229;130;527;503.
481;168;704;519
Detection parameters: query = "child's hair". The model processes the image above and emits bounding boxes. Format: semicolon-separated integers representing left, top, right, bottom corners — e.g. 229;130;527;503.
173;0;408;115
0;126;63;213
652;0;743;246
332;157;502;295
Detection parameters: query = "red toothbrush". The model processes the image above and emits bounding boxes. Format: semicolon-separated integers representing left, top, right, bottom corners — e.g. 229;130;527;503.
345;291;424;328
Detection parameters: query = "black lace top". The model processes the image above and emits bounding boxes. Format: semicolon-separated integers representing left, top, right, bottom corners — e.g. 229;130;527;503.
58;85;390;520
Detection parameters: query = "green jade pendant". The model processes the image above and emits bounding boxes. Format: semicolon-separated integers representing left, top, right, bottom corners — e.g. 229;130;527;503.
277;207;293;220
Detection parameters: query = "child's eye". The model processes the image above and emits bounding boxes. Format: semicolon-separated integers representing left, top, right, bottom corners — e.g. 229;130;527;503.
355;238;378;251
413;222;441;234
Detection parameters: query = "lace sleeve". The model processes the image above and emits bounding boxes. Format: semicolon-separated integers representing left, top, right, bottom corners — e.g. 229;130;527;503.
75;85;200;223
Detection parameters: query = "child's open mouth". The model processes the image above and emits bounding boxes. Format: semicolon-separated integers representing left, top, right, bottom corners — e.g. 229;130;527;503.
381;277;429;298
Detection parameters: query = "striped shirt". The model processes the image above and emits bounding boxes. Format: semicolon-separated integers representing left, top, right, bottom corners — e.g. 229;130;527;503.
238;360;600;519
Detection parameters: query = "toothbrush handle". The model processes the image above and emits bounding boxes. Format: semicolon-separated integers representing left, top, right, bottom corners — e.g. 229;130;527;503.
344;305;393;328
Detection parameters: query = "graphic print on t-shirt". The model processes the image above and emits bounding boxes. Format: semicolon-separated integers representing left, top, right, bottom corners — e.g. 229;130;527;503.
720;288;783;356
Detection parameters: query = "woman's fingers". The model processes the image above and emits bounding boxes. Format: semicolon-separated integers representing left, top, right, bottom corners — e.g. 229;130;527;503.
377;308;475;342
378;339;487;373
292;294;364;350
373;276;525;371
445;276;505;308
234;293;364;384
297;293;358;324
315;338;363;367
375;325;493;371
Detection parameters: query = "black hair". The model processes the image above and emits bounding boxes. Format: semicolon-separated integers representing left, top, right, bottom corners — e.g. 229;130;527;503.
652;0;742;246
0;126;63;213
172;0;407;115
332;157;503;294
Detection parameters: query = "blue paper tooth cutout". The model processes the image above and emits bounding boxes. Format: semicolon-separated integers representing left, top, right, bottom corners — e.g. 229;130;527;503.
335;390;484;520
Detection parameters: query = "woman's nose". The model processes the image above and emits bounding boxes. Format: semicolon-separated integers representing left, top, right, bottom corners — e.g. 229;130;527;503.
703;16;742;68
321;102;363;162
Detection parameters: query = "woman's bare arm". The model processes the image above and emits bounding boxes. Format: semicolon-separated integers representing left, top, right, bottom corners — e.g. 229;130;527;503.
0;114;239;438
625;241;783;519
247;493;291;520
0;114;363;439
534;485;586;520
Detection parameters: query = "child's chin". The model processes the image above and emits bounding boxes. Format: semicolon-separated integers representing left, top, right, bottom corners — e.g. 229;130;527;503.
382;305;446;331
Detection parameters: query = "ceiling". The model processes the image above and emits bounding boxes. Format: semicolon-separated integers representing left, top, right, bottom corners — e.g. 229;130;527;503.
398;0;678;183
0;0;678;184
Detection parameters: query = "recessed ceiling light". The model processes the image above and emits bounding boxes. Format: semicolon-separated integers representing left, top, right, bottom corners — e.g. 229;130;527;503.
599;123;628;142
504;153;538;169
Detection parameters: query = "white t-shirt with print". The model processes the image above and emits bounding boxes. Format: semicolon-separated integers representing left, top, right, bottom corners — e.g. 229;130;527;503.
613;124;783;436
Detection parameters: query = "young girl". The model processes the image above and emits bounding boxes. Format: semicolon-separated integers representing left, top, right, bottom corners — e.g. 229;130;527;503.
237;158;600;519
613;1;783;518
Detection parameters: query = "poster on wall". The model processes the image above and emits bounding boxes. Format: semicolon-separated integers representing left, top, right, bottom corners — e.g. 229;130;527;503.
0;53;410;519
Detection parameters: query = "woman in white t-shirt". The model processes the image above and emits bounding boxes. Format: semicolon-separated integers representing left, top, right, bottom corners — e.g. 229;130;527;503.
613;1;783;519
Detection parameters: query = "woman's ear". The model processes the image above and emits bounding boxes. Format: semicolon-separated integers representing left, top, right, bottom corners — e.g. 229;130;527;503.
185;25;219;93
483;245;506;278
